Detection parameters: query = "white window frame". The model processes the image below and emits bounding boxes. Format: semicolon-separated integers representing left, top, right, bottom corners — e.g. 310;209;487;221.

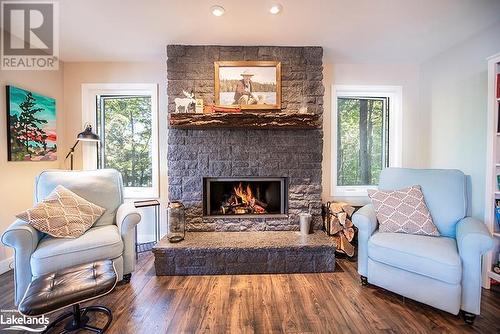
82;83;159;199
331;84;403;197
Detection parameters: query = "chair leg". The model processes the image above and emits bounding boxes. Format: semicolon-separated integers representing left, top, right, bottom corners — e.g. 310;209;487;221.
360;275;368;286
122;273;131;283
462;311;476;325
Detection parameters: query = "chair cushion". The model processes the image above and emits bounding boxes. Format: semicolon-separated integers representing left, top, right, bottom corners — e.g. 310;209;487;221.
31;225;123;277
17;185;106;238
35;169;124;227
368;231;461;284
378;168;467;238
368;185;440;236
19;260;117;316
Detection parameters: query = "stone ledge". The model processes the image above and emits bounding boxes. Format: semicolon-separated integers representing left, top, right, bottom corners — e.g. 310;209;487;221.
153;231;336;275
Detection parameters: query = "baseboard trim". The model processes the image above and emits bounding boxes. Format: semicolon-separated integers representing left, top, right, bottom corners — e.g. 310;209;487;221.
0;257;13;274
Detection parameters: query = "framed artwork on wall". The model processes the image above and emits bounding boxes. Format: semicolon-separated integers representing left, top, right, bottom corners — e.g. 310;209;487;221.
6;85;57;161
214;61;281;110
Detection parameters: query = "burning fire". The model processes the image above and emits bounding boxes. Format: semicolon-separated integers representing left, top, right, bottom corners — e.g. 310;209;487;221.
220;182;267;215
233;183;255;206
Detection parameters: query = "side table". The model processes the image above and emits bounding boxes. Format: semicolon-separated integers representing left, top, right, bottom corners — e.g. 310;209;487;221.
134;199;161;258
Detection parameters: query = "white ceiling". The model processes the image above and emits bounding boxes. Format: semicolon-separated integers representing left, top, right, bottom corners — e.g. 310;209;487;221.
59;0;500;63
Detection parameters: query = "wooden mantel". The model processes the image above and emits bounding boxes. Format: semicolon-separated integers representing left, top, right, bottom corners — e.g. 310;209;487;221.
169;112;321;129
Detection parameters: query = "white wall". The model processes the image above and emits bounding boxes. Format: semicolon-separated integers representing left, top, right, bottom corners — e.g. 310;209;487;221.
420;21;500;219
0;67;65;267
322;61;426;205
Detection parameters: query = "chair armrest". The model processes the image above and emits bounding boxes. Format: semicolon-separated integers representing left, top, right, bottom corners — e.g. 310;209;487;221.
351;204;378;277
2;219;42;253
116;203;141;276
1;219;43;305
456;217;493;256
352;204;378;236
456;217;493;315
116;202;141;238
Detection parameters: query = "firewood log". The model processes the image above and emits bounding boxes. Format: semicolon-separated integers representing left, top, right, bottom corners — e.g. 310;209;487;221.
329;202;344;214
343;227;355;242
338;233;355;257
255;199;268;208
338;212;347;226
344;218;353;228
341;203;355;217
329;217;343;235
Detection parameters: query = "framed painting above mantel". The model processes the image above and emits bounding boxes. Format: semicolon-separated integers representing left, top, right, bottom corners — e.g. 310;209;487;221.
214;61;281;110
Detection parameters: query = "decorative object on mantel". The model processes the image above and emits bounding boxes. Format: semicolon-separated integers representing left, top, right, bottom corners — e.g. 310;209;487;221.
169;112;320;129
214;61;282;110
195;99;204;113
323;201;357;257
167;201;185;243
174;90;196;113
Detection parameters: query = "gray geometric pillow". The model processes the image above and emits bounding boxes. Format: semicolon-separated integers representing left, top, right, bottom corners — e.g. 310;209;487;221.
16;185;106;238
367;185;440;236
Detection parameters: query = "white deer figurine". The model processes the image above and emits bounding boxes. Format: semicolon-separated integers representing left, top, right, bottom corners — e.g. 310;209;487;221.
174;90;196;113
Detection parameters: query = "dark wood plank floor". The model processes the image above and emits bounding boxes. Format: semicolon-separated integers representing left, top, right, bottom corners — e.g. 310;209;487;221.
0;253;499;334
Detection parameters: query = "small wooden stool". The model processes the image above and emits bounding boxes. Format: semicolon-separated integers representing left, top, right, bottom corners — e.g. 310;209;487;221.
18;260;117;333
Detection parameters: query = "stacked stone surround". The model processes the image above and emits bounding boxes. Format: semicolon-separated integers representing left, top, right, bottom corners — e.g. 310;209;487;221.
167;45;324;231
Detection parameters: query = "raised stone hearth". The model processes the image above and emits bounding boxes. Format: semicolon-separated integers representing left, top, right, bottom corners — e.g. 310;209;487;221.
153;231;336;275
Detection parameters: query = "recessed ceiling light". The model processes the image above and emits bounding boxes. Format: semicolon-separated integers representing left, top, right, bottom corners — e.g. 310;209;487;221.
211;5;225;17
269;3;282;15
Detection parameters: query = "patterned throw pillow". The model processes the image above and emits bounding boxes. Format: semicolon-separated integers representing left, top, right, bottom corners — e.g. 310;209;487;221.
367;185;440;236
16;185;106;238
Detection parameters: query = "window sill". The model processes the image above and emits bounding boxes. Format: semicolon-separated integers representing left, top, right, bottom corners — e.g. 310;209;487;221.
332;186;377;198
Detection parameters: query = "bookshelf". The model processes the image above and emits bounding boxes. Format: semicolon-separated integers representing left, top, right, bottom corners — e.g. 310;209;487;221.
483;52;500;288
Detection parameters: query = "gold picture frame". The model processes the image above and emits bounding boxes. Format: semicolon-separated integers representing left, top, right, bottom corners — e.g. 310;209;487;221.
214;61;281;110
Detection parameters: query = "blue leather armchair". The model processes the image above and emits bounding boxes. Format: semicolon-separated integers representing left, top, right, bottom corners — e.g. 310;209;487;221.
352;168;493;324
2;169;141;305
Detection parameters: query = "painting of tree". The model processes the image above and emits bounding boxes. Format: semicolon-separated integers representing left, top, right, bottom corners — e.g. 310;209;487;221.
6;86;57;161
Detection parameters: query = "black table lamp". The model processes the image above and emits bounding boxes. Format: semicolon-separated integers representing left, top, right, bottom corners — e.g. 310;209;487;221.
65;124;100;170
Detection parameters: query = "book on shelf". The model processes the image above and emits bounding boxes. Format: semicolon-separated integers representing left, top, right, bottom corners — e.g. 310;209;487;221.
495;199;500;227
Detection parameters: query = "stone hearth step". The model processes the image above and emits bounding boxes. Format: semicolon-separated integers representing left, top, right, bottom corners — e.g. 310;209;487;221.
153;231;336;276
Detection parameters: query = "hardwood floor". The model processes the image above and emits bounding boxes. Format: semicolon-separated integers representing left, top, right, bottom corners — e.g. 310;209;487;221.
0;253;499;334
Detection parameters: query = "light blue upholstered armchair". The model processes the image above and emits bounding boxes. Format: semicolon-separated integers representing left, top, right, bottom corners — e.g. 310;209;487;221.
2;169;141;305
352;168;493;324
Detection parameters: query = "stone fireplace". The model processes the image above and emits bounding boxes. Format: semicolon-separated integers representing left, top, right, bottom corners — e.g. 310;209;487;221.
167;45;324;232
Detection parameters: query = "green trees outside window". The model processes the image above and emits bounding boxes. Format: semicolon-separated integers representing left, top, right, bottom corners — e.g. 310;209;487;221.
337;97;389;186
97;96;153;188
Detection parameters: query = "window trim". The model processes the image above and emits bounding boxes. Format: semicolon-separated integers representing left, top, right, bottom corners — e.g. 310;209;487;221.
331;84;403;197
81;83;159;199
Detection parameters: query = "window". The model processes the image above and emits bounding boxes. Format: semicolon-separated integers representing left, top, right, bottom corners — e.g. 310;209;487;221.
82;84;159;198
331;85;402;197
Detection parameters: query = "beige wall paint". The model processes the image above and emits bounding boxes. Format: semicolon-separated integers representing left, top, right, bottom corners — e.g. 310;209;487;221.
0;67;65;264
321;61;427;205
63;60;169;236
63;61;167;169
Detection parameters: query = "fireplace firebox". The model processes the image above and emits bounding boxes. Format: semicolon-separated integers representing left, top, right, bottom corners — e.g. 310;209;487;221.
203;177;288;217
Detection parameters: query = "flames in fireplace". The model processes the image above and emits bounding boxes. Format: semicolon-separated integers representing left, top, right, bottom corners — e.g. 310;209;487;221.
220;182;268;215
